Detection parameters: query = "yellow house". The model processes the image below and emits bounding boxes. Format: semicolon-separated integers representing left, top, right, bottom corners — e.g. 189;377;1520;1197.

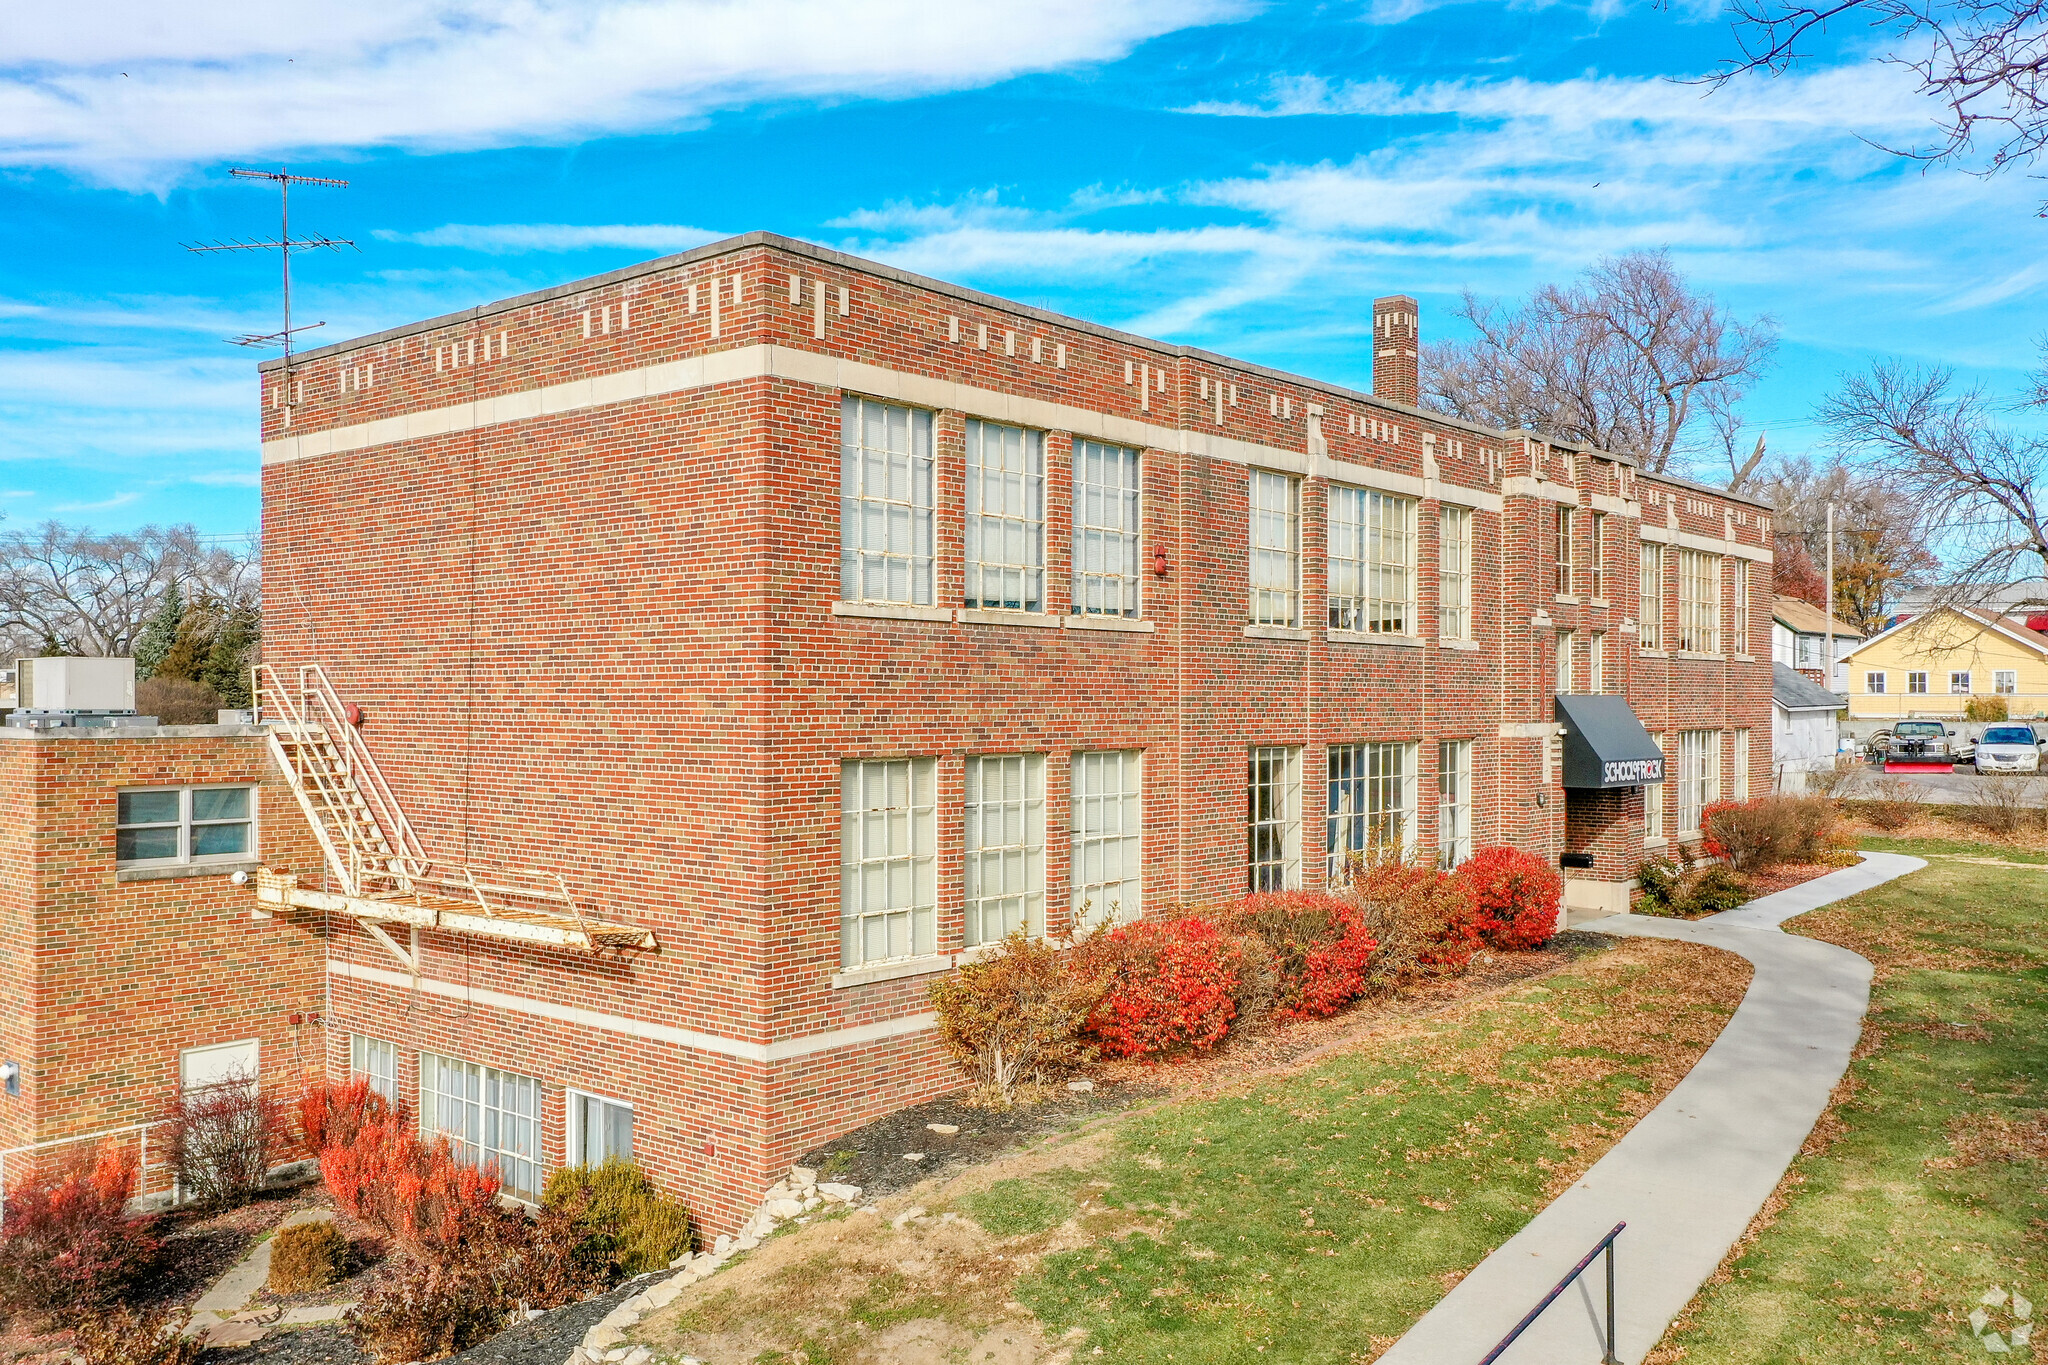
1839;608;2048;720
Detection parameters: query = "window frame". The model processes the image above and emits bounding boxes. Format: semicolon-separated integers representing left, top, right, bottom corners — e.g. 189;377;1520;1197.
418;1051;544;1203
1949;671;1973;695
1908;671;1929;694
839;757;939;969
839;396;936;606
1247;746;1303;891
1732;560;1751;652
963;419;1046;612
1437;739;1472;869
1995;669;2018;695
568;1090;636;1169
1249;471;1303;627
963;753;1047;947
115;784;257;868
1071;439;1143;618
1071;750;1143;933
1677;549;1722;654
1438;505;1472;640
1556;630;1575;695
1588;512;1606;599
1676;730;1721;837
1866;671;1887;695
1645;733;1667;841
1733;728;1751;802
350;1034;397;1105
1326;741;1416;881
1327;485;1415;635
1638;542;1664;651
1555;505;1575;596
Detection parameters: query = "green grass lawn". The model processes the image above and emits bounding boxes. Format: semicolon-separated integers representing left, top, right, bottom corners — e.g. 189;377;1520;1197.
1648;844;2048;1363
639;940;1749;1365
1858;834;2048;865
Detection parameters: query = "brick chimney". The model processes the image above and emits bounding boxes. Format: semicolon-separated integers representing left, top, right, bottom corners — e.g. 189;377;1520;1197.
1373;295;1419;407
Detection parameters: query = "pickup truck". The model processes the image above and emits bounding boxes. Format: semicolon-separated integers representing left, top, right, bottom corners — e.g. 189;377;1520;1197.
1881;720;1976;772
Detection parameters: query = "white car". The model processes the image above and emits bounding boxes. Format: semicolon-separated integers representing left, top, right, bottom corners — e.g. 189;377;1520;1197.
1973;724;2044;774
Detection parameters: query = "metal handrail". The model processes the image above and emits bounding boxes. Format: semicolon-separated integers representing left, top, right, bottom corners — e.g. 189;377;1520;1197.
294;664;428;880
1480;1222;1625;1365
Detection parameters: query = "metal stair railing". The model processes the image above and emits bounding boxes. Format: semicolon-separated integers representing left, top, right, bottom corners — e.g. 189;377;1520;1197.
1479;1222;1624;1365
255;662;389;897
291;664;428;890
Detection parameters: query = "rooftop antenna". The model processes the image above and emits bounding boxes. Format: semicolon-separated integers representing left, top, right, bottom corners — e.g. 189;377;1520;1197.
185;168;356;426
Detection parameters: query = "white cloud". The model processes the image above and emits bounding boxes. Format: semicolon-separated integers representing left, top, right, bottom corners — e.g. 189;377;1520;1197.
1;0;1250;186
379;223;727;254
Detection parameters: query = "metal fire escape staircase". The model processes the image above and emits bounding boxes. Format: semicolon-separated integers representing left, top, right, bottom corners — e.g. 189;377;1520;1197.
250;664;656;966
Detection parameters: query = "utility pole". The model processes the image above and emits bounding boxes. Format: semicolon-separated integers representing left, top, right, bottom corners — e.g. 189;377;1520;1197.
185;168;356;427
1825;502;1836;695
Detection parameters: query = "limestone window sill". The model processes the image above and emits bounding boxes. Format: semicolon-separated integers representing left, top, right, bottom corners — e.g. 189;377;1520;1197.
959;608;1061;629
1554;594;1580;605
832;601;953;623
1733;653;1757;663
1326;629;1424;648
1437;638;1481;652
1676;651;1727;662
116;859;261;884
1067;615;1155;633
1244;625;1311;642
1589;597;1611;608
1638;648;1668;658
829;954;952;989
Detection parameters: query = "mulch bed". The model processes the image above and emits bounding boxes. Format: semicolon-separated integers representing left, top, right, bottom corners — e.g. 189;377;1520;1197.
1737;862;1841;901
244;1208;396;1311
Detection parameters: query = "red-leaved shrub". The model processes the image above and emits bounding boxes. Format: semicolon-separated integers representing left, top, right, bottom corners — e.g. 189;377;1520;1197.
1455;846;1564;951
160;1071;287;1209
1075;915;1245;1059
1223;892;1379;1021
1347;857;1484;977
0;1146;162;1329
321;1121;504;1262
299;1076;394;1155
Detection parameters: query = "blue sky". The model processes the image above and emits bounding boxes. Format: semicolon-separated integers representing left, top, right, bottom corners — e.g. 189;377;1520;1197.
2;0;2043;539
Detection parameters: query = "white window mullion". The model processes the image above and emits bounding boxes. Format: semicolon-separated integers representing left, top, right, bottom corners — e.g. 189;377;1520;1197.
840;396;935;605
1247;746;1302;891
1249;472;1301;626
965;420;1045;612
1071;750;1143;931
964;754;1046;945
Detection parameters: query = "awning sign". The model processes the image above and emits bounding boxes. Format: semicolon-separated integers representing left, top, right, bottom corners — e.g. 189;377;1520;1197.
1555;694;1667;790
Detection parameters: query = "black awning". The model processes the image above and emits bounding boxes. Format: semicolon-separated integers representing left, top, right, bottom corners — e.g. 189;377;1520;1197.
1555;694;1666;789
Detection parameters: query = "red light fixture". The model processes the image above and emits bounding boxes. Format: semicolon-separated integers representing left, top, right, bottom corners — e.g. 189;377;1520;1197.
1152;546;1170;578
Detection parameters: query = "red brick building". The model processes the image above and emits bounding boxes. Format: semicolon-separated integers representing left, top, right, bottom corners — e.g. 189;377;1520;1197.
254;232;1772;1229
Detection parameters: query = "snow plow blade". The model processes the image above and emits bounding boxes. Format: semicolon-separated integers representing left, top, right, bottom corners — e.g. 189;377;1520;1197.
1883;760;1954;774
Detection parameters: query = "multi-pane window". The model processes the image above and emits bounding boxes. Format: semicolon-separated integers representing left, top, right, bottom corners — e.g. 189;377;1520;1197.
1249;472;1302;626
1439;505;1472;640
1676;730;1720;837
1071;750;1142;931
1646;733;1666;840
1677;550;1722;654
1950;671;1973;694
1734;729;1751;801
419;1052;543;1202
1638;542;1664;650
1326;742;1414;880
1996;670;2018;695
840;397;935;605
840;758;937;968
964;420;1044;611
964;754;1046;946
1908;672;1929;694
115;786;255;866
1555;505;1575;595
1328;486;1414;634
1556;630;1575;694
1437;739;1472;869
350;1034;396;1104
1732;561;1750;652
572;1093;634;1167
1589;632;1607;694
1073;440;1142;617
1589;512;1607;598
1247;747;1303;891
1866;671;1887;694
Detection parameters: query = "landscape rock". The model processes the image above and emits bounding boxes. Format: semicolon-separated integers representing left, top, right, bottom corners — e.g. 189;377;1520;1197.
1068;1080;1095;1093
713;1234;732;1255
764;1198;804;1219
790;1166;819;1186
819;1182;863;1202
585;1325;624;1352
926;1123;960;1136
903;1152;925;1162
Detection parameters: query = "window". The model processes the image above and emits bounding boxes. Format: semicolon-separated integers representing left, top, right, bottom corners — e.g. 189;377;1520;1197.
1732;561;1750;652
1249;472;1302;626
1996;670;2018;695
1247;747;1303;891
1555;506;1575;595
964;754;1045;946
1645;735;1666;841
1638;543;1664;651
1588;512;1606;598
1797;634;1821;668
1908;671;1929;694
1326;742;1414;879
1677;550;1722;654
1556;631;1574;694
1073;440;1142;617
964;420;1044;611
1676;731;1721;837
1439;506;1472;640
840;397;934;605
1437;740;1472;869
1072;750;1142;931
1866;671;1887;694
1734;729;1751;802
840;758;937;968
350;1035;396;1104
115;785;254;866
1328;486;1414;634
1589;632;1607;694
419;1052;543;1202
571;1093;634;1167
1950;671;1973;694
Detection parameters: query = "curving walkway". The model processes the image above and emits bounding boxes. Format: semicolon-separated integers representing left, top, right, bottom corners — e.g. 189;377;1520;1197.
1374;851;1926;1365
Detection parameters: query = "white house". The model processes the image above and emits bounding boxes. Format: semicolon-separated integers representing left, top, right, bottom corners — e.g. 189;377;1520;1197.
1772;595;1862;692
1773;661;1845;791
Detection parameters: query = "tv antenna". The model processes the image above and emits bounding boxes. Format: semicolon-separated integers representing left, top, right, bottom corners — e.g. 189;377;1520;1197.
184;167;357;422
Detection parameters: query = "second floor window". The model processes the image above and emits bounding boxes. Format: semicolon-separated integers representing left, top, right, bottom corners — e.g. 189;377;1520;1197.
964;420;1044;612
1588;512;1606;598
1249;471;1302;626
1073;440;1142;617
1555;506;1575;595
1439;505;1472;640
116;785;255;866
1328;486;1413;635
840;397;934;605
1639;542;1664;651
1732;560;1751;651
1677;549;1722;654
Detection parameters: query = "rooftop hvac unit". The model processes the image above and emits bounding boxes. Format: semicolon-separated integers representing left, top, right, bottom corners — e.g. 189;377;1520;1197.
7;657;154;730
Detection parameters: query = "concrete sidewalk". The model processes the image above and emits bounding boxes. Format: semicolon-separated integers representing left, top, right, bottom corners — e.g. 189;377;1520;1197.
1374;851;1925;1365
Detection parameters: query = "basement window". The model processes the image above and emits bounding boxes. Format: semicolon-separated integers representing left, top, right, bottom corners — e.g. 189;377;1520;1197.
115;785;255;867
571;1092;635;1166
419;1051;543;1202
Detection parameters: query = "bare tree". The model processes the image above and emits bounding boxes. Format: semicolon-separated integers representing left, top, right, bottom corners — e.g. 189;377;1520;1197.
1818;352;2048;615
0;523;259;659
1751;452;1940;630
1421;251;1778;474
1707;0;2048;206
